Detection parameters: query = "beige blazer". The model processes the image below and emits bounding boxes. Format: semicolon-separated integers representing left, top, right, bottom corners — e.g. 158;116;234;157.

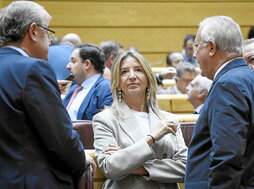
92;103;187;189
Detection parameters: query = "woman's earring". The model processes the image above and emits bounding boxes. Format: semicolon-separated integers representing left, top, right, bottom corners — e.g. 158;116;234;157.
117;89;122;102
146;88;150;100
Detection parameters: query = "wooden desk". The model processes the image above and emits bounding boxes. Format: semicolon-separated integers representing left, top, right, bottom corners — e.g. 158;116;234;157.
152;67;167;74
157;94;194;113
175;114;199;122
161;79;175;87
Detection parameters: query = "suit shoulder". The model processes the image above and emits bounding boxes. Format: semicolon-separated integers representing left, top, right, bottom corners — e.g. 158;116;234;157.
97;77;110;86
93;108;114;121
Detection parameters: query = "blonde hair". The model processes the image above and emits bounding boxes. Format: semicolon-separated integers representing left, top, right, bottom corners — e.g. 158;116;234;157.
110;50;161;118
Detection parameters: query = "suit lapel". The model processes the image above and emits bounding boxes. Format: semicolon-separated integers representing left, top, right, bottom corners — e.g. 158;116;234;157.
118;103;147;143
77;75;103;119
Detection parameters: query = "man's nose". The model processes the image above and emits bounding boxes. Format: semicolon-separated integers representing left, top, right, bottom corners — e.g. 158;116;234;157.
66;62;71;70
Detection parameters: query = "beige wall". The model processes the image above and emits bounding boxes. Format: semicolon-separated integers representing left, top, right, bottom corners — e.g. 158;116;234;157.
3;0;254;66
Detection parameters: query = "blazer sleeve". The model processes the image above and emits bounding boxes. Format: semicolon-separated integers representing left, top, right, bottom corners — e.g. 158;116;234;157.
207;80;249;188
23;60;86;177
93;112;155;181
143;123;187;183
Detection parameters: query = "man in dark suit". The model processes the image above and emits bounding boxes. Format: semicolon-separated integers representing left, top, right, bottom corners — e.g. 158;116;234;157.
0;1;87;188
62;43;112;120
185;16;254;188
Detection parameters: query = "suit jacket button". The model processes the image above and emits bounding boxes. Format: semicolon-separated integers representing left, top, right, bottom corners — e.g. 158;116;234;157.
163;153;167;158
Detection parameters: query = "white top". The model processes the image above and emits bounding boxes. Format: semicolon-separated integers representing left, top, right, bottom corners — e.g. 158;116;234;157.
131;109;150;135
68;74;100;120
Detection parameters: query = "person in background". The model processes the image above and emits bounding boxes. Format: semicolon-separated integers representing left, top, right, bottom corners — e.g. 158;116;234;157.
186;75;213;114
182;34;196;65
100;40;124;80
166;51;184;68
0;1;88;188
185;16;254;189
247;26;254;39
154;52;183;86
62;43;112;121
242;38;254;70
93;50;187;189
157;62;196;94
48;33;82;80
50;37;61;45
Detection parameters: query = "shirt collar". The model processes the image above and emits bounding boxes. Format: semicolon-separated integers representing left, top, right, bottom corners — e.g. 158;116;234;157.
213;57;242;80
80;74;100;89
195;104;204;114
5;46;30;57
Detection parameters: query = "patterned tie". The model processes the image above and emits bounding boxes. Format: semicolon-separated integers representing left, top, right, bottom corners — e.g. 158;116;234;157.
66;86;83;110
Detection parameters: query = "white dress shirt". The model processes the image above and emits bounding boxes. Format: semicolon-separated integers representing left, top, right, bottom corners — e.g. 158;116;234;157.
68;74;100;120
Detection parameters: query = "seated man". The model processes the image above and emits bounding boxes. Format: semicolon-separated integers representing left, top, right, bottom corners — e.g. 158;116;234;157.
62;43;112;120
155;52;183;85
99;40;123;80
166;51;184;68
157;62;197;94
243;38;254;70
182;34;197;65
186;75;213;114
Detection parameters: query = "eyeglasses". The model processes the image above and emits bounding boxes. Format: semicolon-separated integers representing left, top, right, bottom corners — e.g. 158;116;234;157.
192;41;208;54
37;24;56;41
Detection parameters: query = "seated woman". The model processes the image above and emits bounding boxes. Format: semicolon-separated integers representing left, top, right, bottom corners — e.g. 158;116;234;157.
92;50;187;189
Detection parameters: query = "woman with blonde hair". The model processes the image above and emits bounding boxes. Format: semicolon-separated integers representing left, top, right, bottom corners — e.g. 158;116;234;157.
93;50;187;189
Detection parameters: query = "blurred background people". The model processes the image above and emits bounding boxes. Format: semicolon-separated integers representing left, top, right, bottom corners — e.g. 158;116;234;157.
62;43;112;121
48;33;82;80
243;38;254;70
93;50;187;189
100;40;123;80
166;51;184;68
158;62;197;94
182;34;196;65
247;26;254;39
186;75;213;114
0;1;87;188
50;37;61;45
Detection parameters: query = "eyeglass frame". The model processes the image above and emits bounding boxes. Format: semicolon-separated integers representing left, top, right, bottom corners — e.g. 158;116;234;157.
192;41;208;54
37;24;56;41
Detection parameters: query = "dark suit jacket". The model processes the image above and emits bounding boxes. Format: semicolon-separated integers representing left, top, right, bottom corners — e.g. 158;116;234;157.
62;75;112;120
0;47;86;188
48;44;74;80
185;58;254;188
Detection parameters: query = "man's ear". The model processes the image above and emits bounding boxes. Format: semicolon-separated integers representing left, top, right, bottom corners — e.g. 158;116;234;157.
82;59;91;69
209;41;217;56
109;55;115;66
27;23;38;42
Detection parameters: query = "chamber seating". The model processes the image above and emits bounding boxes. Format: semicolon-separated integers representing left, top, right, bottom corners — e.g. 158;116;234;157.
72;120;94;149
161;79;175;87
180;122;195;147
157;94;194;113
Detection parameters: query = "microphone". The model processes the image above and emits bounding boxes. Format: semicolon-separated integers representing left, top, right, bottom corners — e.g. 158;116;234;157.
64;73;74;81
